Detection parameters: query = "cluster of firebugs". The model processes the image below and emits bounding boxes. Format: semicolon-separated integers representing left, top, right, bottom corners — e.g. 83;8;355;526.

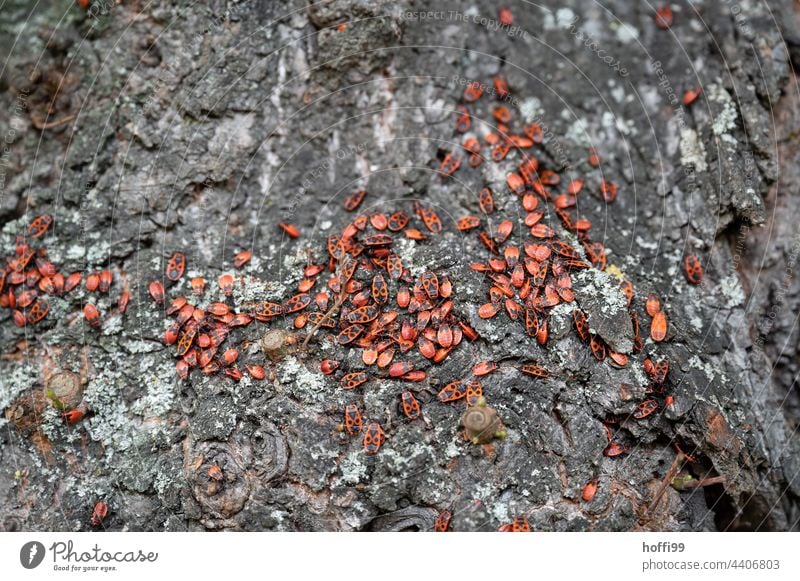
6;4;707;531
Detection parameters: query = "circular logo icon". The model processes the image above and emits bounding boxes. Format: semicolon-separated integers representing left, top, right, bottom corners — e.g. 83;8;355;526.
20;541;45;569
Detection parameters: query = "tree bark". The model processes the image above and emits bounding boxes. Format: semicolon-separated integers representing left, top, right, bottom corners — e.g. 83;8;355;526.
0;0;798;531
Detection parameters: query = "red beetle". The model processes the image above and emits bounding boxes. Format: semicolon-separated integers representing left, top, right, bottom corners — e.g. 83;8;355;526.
148;281;165;304
651;311;668;342
89;500;109;527
399;390;421;419
479;187;495;215
633;399;659;420
655;4;673;29
434;509;452;532
463;81;484;103
233;250;252;268
603;441;627;457
191;277;206;296
279;223;301;238
320;359;340;375
86;272;100;292
343;190;367;212
13;310;26;327
176;360;190;381
455;105;471;133
438;380;466;402
582;479;598;502
511;516;530;532
98;270;113;292
83;304;101;328
497;6;513;26
166;252;186;282
28;213;54;238
472;361;498;376
62;409;86;425
343;404;363;436
363;422;385;454
341;372;367;390
684;254;704;284
465;381;483;406
218;273;234;296
683;88;702;106
65;272;82;293
117;290;130;313
26;299;50;325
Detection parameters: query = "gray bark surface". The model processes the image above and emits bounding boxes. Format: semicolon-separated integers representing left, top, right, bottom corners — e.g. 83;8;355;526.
0;0;798;531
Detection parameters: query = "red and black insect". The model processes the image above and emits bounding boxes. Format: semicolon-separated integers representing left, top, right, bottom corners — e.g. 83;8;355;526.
438;380;466;402
283;293;311;314
338;324;365;345
372;274;388;304
117;290;130;313
655;4;673;29
582;479;598;502
389;361;414;378
233;250;252;268
511;516;530;532
493;75;509;99
62;409;86;425
463;81;483;103
417;204;443;233
645;293;661;317
386;253;403;280
434;509;452;532
347;305;379;324
363;422;385;454
455;105;471;133
438;152;462;178
643;358;669;385
520;363;548;378
65;272;82;293
479;187;495;215
344;190;367;211
280;223;301;238
387;211;409;231
25;299;50;325
620;280;634;307
341;372;367;390
603;441;627;457
28;213;54;238
254;301;282;321
682;88;702;106
465;381;483;406
166;252;186;282
684;254;704;284
589;335;606;361
399;390;421;419
344;404;363;435
321;359;340;375
651;311;668;342
89;500;109;528
599;179;618;203
218;273;234;296
175;327;198;359
573;309;590;342
245;364;266;380
97;270;112;293
85;271;100;292
473;361;498;376
633;399;659;420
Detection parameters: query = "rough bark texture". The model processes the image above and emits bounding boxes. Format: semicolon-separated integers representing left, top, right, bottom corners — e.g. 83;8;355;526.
0;0;799;532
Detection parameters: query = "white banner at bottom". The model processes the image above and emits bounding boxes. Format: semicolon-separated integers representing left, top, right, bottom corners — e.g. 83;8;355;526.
1;532;797;580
